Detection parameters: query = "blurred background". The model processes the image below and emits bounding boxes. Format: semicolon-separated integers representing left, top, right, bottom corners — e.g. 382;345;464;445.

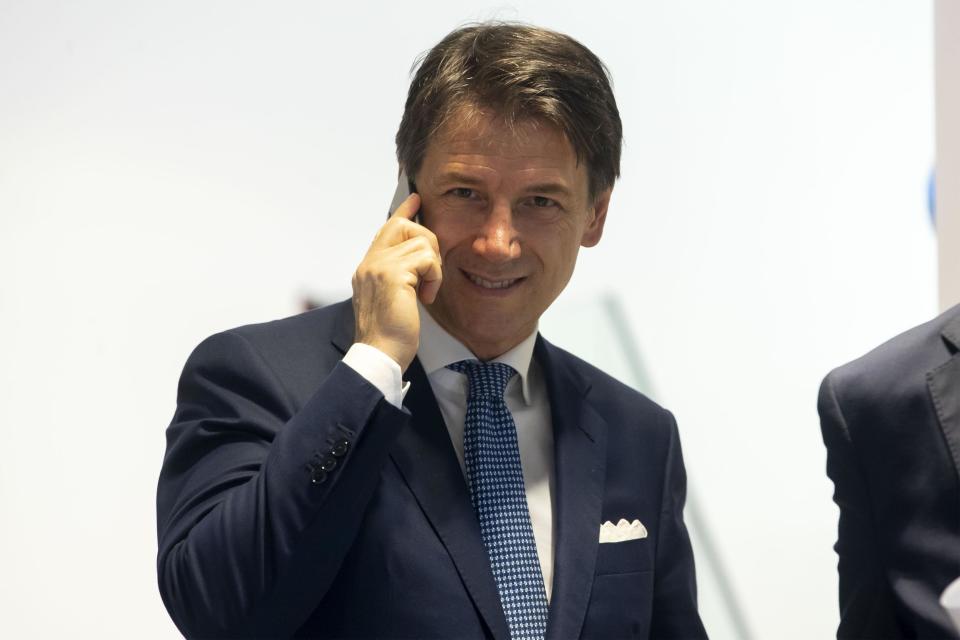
1;0;955;637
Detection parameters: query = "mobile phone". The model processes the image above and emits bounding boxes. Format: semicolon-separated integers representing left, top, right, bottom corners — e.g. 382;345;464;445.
388;169;419;222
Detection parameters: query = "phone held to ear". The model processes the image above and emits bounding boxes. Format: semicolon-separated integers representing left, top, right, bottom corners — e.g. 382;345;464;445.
388;170;419;222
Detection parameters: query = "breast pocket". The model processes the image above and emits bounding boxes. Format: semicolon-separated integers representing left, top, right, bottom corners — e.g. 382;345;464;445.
594;538;653;575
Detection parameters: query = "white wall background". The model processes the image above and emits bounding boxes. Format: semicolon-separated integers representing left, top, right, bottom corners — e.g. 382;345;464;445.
937;0;960;310
0;1;936;638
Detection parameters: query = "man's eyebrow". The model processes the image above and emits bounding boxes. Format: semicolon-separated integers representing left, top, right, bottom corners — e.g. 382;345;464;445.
434;171;487;186
433;172;574;196
523;182;573;196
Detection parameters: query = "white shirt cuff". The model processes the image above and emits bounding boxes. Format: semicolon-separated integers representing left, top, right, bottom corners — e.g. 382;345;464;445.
342;343;410;409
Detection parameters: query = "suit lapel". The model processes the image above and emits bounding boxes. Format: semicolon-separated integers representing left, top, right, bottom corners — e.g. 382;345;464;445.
929;313;960;487
391;358;511;640
329;301;509;639
537;337;608;640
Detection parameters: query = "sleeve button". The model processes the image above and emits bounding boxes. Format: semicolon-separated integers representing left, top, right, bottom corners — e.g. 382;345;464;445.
319;456;338;472
310;468;328;485
331;439;350;457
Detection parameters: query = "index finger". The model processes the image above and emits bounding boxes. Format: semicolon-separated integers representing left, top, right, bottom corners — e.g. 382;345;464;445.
390;193;421;221
374;193;438;255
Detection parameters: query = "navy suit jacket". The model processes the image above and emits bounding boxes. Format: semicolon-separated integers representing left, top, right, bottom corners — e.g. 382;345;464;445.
157;301;706;639
819;305;960;639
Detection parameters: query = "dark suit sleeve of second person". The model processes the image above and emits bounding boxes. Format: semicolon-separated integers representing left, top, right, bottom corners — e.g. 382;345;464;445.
819;372;902;640
156;329;410;638
650;411;709;639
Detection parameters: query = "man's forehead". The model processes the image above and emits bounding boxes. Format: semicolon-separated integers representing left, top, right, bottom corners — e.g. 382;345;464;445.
430;105;572;158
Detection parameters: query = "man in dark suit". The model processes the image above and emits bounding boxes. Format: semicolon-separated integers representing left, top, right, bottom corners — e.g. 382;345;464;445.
819;304;960;639
157;23;707;639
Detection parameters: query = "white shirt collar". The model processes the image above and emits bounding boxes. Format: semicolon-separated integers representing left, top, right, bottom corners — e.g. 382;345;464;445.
417;302;537;405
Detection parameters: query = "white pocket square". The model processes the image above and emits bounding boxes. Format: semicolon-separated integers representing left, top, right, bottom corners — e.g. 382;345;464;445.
599;518;648;543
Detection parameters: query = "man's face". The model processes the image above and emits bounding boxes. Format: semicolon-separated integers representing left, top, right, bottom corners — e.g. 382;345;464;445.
416;107;610;360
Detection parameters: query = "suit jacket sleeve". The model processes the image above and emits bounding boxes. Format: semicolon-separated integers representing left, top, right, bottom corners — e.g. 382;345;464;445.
156;329;410;638
650;411;709;639
819;372;903;639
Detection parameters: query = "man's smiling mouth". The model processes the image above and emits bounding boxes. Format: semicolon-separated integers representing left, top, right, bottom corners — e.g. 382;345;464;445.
462;269;524;290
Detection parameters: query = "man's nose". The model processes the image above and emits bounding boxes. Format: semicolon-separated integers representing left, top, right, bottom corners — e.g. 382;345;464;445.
472;202;520;262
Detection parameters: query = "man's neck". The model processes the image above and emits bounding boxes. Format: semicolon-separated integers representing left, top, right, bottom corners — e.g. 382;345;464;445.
420;305;535;361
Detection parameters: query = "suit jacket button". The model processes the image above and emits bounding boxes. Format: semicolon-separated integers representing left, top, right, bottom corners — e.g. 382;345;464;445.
331;439;350;457
310;467;328;485
319;456;338;472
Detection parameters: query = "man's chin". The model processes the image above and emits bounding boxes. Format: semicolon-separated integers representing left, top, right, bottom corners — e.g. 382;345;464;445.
428;290;538;346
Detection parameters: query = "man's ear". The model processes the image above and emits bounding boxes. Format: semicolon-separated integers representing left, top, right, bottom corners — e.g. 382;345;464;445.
581;188;611;247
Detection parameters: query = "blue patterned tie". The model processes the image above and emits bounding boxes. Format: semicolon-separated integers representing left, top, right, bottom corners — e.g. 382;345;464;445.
447;360;549;640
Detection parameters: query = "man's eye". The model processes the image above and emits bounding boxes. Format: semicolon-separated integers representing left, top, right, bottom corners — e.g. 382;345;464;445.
531;196;558;208
451;188;476;199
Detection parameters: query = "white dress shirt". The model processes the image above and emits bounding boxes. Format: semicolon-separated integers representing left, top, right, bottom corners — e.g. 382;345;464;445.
342;304;556;601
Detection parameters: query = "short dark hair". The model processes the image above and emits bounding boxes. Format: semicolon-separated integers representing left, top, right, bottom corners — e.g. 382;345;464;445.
395;22;622;200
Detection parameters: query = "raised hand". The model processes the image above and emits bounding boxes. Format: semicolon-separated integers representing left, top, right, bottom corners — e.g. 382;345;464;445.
351;193;442;372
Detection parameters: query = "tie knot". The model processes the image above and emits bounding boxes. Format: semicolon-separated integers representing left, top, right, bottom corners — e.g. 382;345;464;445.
447;360;517;399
